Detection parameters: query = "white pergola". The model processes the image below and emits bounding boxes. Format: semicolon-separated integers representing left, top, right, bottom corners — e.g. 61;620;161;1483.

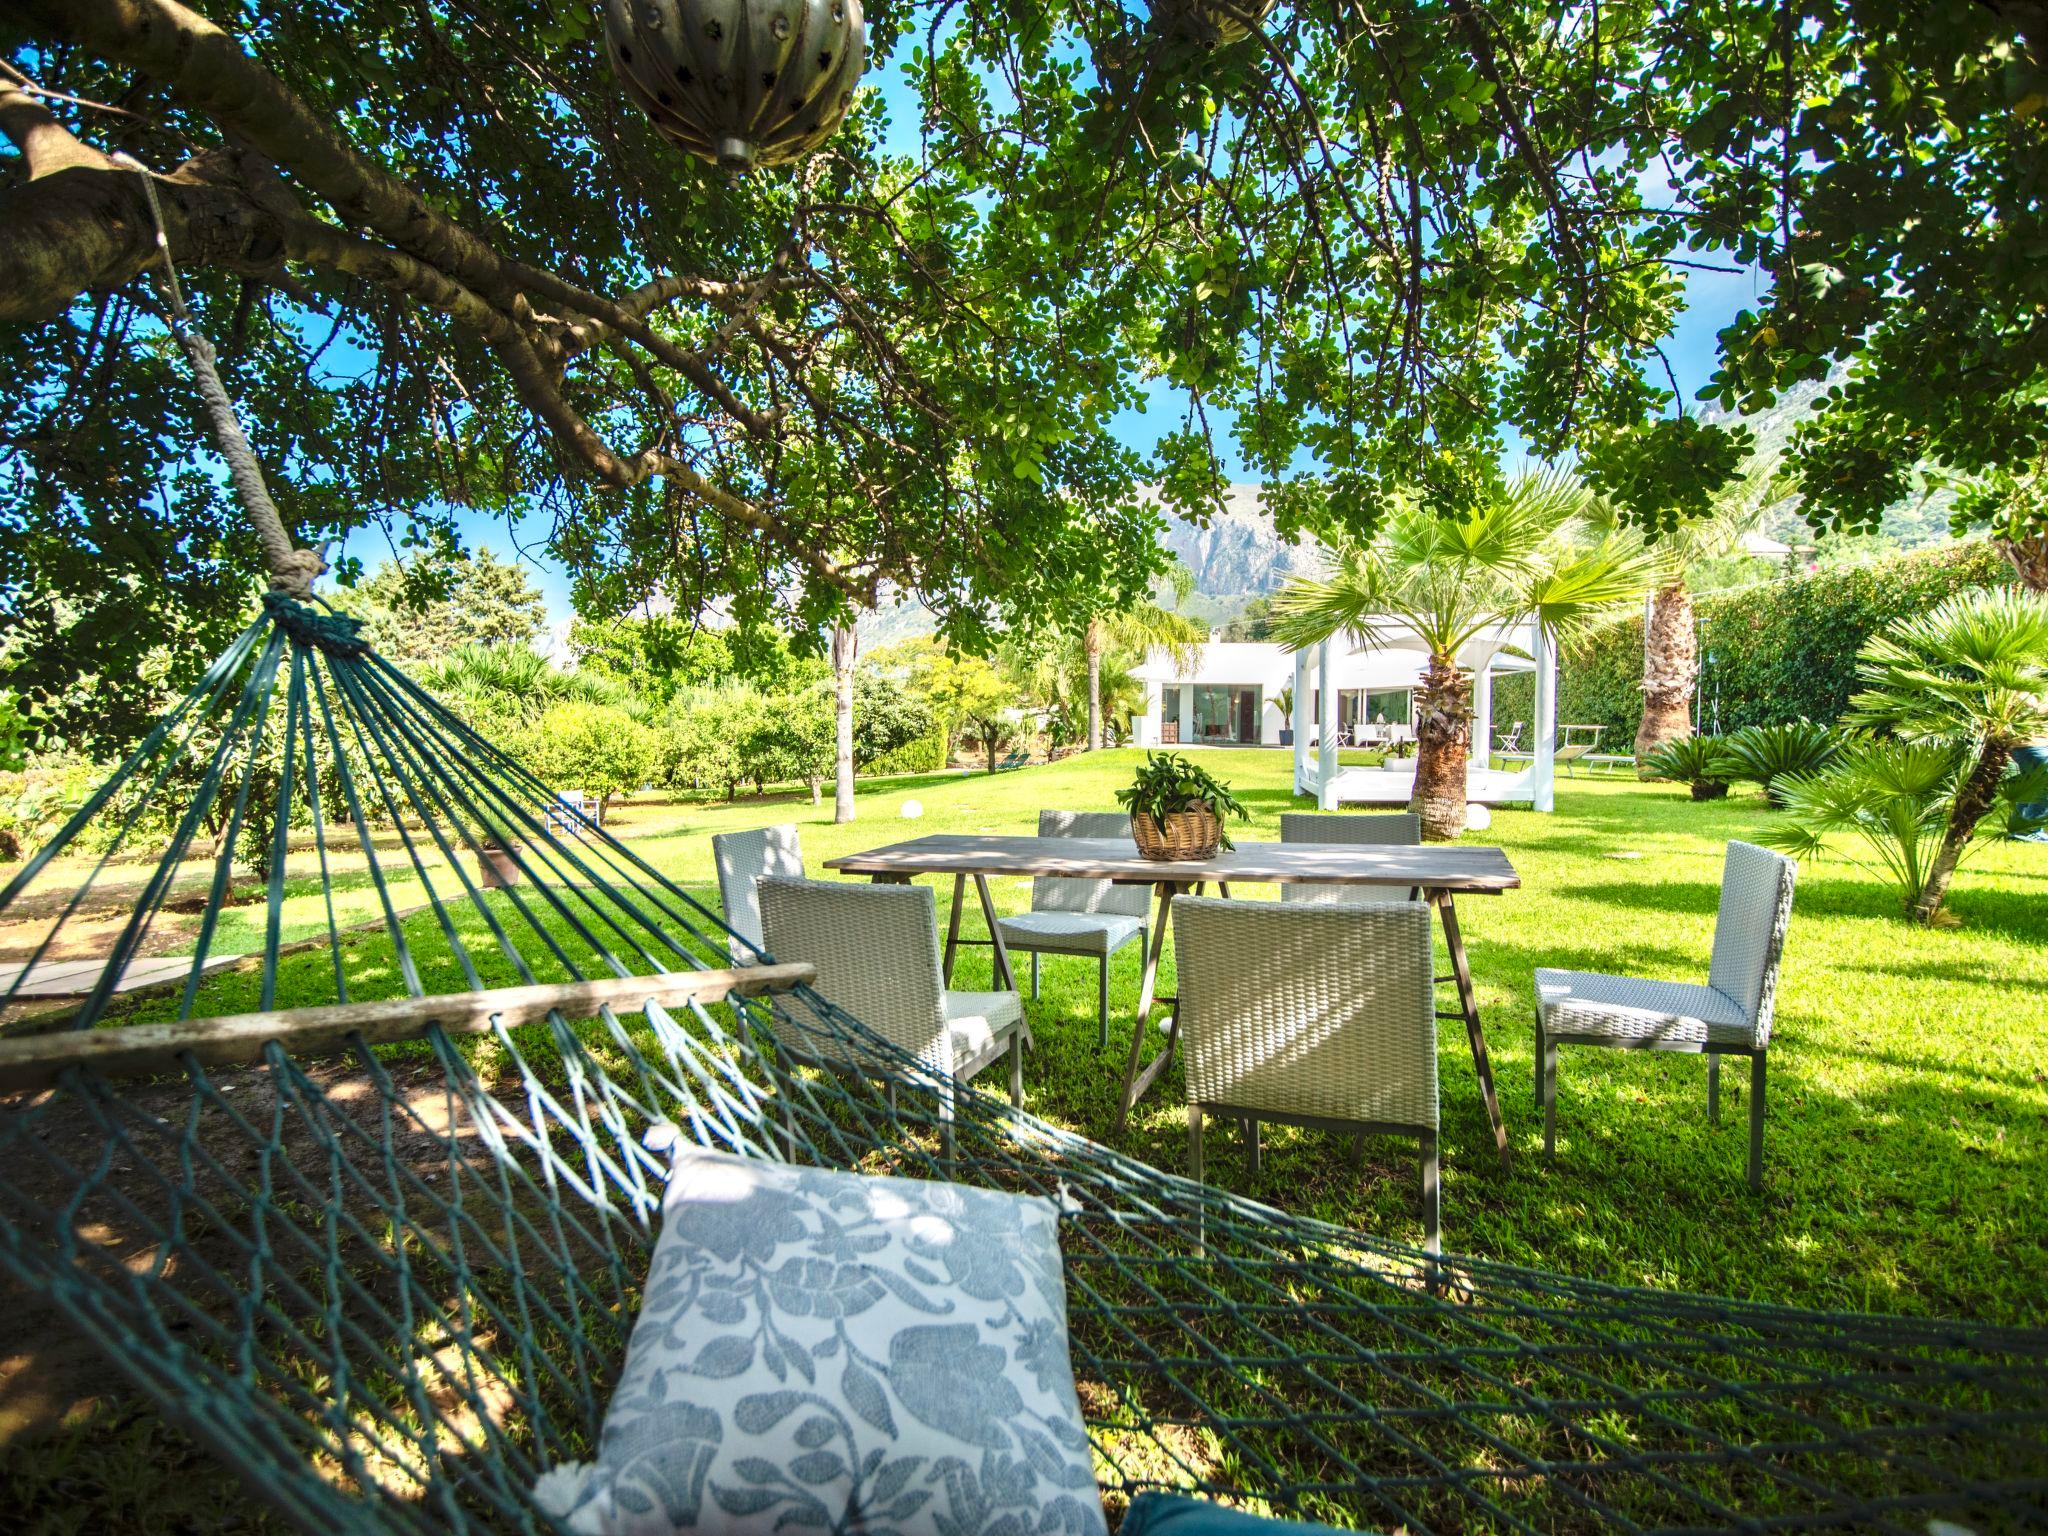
1290;621;1557;813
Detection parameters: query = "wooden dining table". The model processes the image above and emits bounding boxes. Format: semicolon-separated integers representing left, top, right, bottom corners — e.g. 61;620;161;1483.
824;833;1522;1163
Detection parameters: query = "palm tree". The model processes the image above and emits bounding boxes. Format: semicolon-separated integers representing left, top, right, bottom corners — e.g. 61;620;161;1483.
1846;587;2048;923
1275;471;1655;840
831;622;857;824
1083;564;1204;751
1623;471;1775;765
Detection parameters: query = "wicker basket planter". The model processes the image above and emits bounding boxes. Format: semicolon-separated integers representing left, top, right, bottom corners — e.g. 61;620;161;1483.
1131;804;1223;862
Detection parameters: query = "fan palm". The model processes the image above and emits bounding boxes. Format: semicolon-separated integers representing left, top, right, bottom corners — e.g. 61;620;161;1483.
1846;588;2048;923
1624;471;1778;764
1082;564;1204;751
1275;471;1656;839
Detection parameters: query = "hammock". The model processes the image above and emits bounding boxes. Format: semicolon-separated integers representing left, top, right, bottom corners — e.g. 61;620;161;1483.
1;164;2043;1536
1;605;2045;1535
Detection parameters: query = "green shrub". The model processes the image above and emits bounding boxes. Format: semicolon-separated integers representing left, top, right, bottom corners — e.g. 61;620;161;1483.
1759;739;1966;917
866;730;948;776
1640;736;1742;800
1724;720;1842;806
1491;542;2014;741
520;701;656;823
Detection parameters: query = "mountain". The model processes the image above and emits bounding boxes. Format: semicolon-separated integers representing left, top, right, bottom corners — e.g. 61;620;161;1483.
1155;485;1327;599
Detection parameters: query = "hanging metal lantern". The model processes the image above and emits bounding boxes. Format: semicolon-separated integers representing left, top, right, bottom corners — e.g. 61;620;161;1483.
603;0;866;173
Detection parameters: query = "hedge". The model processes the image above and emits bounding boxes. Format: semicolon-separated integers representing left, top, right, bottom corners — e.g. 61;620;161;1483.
1490;541;2015;744
865;728;949;777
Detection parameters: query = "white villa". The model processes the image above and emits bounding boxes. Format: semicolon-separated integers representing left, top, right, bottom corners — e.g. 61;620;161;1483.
1132;624;1565;817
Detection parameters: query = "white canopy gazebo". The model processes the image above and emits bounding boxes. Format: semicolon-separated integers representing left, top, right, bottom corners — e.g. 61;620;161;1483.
1290;620;1558;814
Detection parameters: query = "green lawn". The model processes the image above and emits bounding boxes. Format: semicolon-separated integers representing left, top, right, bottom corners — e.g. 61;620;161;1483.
82;748;2048;1325
8;748;2045;1532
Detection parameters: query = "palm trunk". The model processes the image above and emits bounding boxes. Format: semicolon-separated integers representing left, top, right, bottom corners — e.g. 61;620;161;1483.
831;623;857;824
1409;652;1472;841
1085;619;1105;751
1998;533;2048;593
1636;578;1697;770
1912;738;2013;923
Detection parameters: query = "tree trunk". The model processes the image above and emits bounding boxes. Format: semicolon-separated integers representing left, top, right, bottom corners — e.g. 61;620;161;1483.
1998;533;2048;593
1085;619;1105;752
1409;652;1472;841
832;623;857;824
1912;738;2013;923
1636;578;1698;770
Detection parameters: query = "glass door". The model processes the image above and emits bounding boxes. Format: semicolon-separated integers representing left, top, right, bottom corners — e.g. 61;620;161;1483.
1192;686;1261;744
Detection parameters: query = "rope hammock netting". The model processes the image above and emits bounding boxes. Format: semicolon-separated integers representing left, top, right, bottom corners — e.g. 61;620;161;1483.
0;162;2043;1536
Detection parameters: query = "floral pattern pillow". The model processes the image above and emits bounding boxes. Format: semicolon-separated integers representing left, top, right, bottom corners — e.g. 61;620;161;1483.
535;1148;1106;1535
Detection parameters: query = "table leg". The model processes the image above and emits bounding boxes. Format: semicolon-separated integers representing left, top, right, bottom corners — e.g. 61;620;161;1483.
972;873;1017;992
1434;890;1509;1167
1115;881;1181;1131
941;872;966;983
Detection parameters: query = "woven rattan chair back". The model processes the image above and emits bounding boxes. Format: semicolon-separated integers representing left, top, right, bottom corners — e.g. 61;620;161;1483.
758;876;949;1071
1279;811;1421;906
1707;840;1799;1047
1173;897;1439;1131
712;823;804;958
1030;810;1152;917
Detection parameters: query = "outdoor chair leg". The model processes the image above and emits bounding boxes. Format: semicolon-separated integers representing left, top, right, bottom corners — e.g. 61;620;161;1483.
1097;956;1109;1049
938;1081;956;1171
1420;1131;1441;1258
1008;1030;1024;1107
1030;951;1040;999
1246;1117;1261;1177
1748;1052;1767;1193
1188;1104;1205;1184
1708;1052;1721;1126
1540;1026;1558;1158
1533;1008;1545;1106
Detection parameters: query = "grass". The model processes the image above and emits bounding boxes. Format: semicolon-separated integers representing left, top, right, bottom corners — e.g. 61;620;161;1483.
97;746;2044;1323
610;749;2048;1327
4;746;2045;1528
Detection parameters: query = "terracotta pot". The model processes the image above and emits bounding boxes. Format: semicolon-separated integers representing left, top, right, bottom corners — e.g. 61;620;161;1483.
1131;804;1222;862
478;843;523;889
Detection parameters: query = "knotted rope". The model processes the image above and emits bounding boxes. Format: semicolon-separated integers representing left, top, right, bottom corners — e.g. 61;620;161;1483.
117;153;326;599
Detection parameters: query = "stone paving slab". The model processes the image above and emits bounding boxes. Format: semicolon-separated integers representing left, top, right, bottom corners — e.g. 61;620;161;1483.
0;954;245;999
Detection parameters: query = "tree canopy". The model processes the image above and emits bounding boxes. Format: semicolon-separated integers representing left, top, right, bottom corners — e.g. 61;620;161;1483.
342;548;548;668
4;0;2044;748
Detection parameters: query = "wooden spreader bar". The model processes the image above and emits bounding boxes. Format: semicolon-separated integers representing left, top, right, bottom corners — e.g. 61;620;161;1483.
0;963;814;1093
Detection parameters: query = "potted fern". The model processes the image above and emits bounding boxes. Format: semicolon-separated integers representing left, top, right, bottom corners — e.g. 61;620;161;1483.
1116;752;1248;860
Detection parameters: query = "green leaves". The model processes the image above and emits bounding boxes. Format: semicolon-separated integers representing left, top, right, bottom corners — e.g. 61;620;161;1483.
1849;588;2048;747
1114;751;1248;846
1581;419;1757;540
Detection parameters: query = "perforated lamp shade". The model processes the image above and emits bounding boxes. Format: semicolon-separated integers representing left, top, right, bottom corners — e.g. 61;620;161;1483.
604;0;866;172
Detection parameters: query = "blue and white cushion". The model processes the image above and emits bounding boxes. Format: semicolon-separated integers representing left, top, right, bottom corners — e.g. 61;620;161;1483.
535;1148;1105;1536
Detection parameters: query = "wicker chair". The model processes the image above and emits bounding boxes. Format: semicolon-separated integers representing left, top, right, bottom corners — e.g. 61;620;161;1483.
994;810;1150;1048
1279;811;1420;906
1172;896;1441;1253
1534;840;1797;1191
758;876;1028;1118
711;823;804;962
